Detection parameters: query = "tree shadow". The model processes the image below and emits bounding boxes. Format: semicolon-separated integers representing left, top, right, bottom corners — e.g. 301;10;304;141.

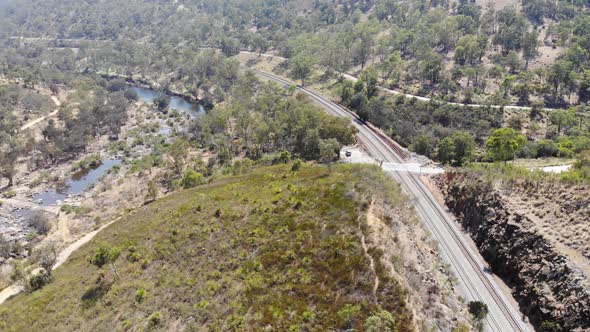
81;277;111;306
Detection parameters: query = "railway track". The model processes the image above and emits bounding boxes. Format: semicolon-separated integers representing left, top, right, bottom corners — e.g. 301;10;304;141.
254;69;530;332
360;132;525;332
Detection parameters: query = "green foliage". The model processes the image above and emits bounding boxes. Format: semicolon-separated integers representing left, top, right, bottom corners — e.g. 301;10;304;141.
454;35;485;66
337;304;361;328
122;319;132;330
412;134;432;157
437;132;476;166
276;150;291;164
452;132;476;166
364;310;396;332
486;128;526;162
88;242;120;268
2;190;16;198
27;271;51;292
540;321;562;332
154;94;170;111
192;83;356;162
228;158;254;175
319;138;340;163
358;67;379;98
130;155;155;174
182;170;204;189
291;55;314;86
338;80;355;105
291;159;302;172
549;109;577;135
0;164;414;331
145;180;158;201
147;312;161;328
437;137;456;165
135;288;146;303
71;155;102;172
167;138;190;175
452;323;471;332
59;204;91;216
468;301;489;321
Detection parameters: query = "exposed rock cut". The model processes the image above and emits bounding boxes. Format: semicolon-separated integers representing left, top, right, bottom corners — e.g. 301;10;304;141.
435;171;590;331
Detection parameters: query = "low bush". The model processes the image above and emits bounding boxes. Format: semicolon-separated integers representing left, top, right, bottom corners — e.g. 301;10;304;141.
28;211;51;235
72;154;102;172
2;190;16;198
27;271;51;292
181;170;204;189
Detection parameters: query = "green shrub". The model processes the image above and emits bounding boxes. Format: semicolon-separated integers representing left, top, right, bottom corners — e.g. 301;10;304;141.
111;164;121;174
60;204;90;216
29;174;47;188
291;159;302;172
182;170;204;189
276;150;291;164
122;319;132;330
338;304;361;328
302;310;316;322
468;301;489;321
452;323;470;332
231;158;254;175
135;288;146;303
147;312;161;328
72;154;102;172
25;231;38;241
89;242;121;268
2;190;16;198
540;321;562;332
60;205;75;214
27;271;50;292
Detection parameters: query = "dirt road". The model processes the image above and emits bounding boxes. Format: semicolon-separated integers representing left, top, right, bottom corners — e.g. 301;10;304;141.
0;214;122;305
20;96;60;131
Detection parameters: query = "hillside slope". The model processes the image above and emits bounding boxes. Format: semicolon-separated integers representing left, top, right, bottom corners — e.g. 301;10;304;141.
0;164;469;331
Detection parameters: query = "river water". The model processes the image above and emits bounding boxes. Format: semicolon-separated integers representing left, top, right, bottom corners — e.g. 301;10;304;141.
32;87;202;207
131;86;204;116
34;159;122;206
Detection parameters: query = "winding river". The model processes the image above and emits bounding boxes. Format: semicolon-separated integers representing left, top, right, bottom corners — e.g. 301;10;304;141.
33;86;202;206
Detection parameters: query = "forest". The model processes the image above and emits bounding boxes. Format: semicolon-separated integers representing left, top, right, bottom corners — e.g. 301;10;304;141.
1;0;589;175
1;1;590;331
2;0;590;108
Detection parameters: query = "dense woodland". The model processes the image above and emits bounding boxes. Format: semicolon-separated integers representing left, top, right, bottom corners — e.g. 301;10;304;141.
0;0;589;181
3;0;590;106
0;3;588;331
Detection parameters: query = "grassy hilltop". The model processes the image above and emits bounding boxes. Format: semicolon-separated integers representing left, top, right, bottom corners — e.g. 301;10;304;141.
0;164;419;331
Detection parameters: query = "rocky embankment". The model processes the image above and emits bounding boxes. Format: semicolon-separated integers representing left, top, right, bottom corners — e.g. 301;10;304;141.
435;171;590;331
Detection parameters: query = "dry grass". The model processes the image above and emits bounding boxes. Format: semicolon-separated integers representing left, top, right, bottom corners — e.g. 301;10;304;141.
462;164;590;276
0;163;441;332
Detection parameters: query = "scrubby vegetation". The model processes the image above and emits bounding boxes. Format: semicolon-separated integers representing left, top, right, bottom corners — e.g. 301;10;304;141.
3;0;590;107
1;0;589;179
337;72;589;172
191;76;357;162
1;1;588;329
0;164;417;331
467;156;590;184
